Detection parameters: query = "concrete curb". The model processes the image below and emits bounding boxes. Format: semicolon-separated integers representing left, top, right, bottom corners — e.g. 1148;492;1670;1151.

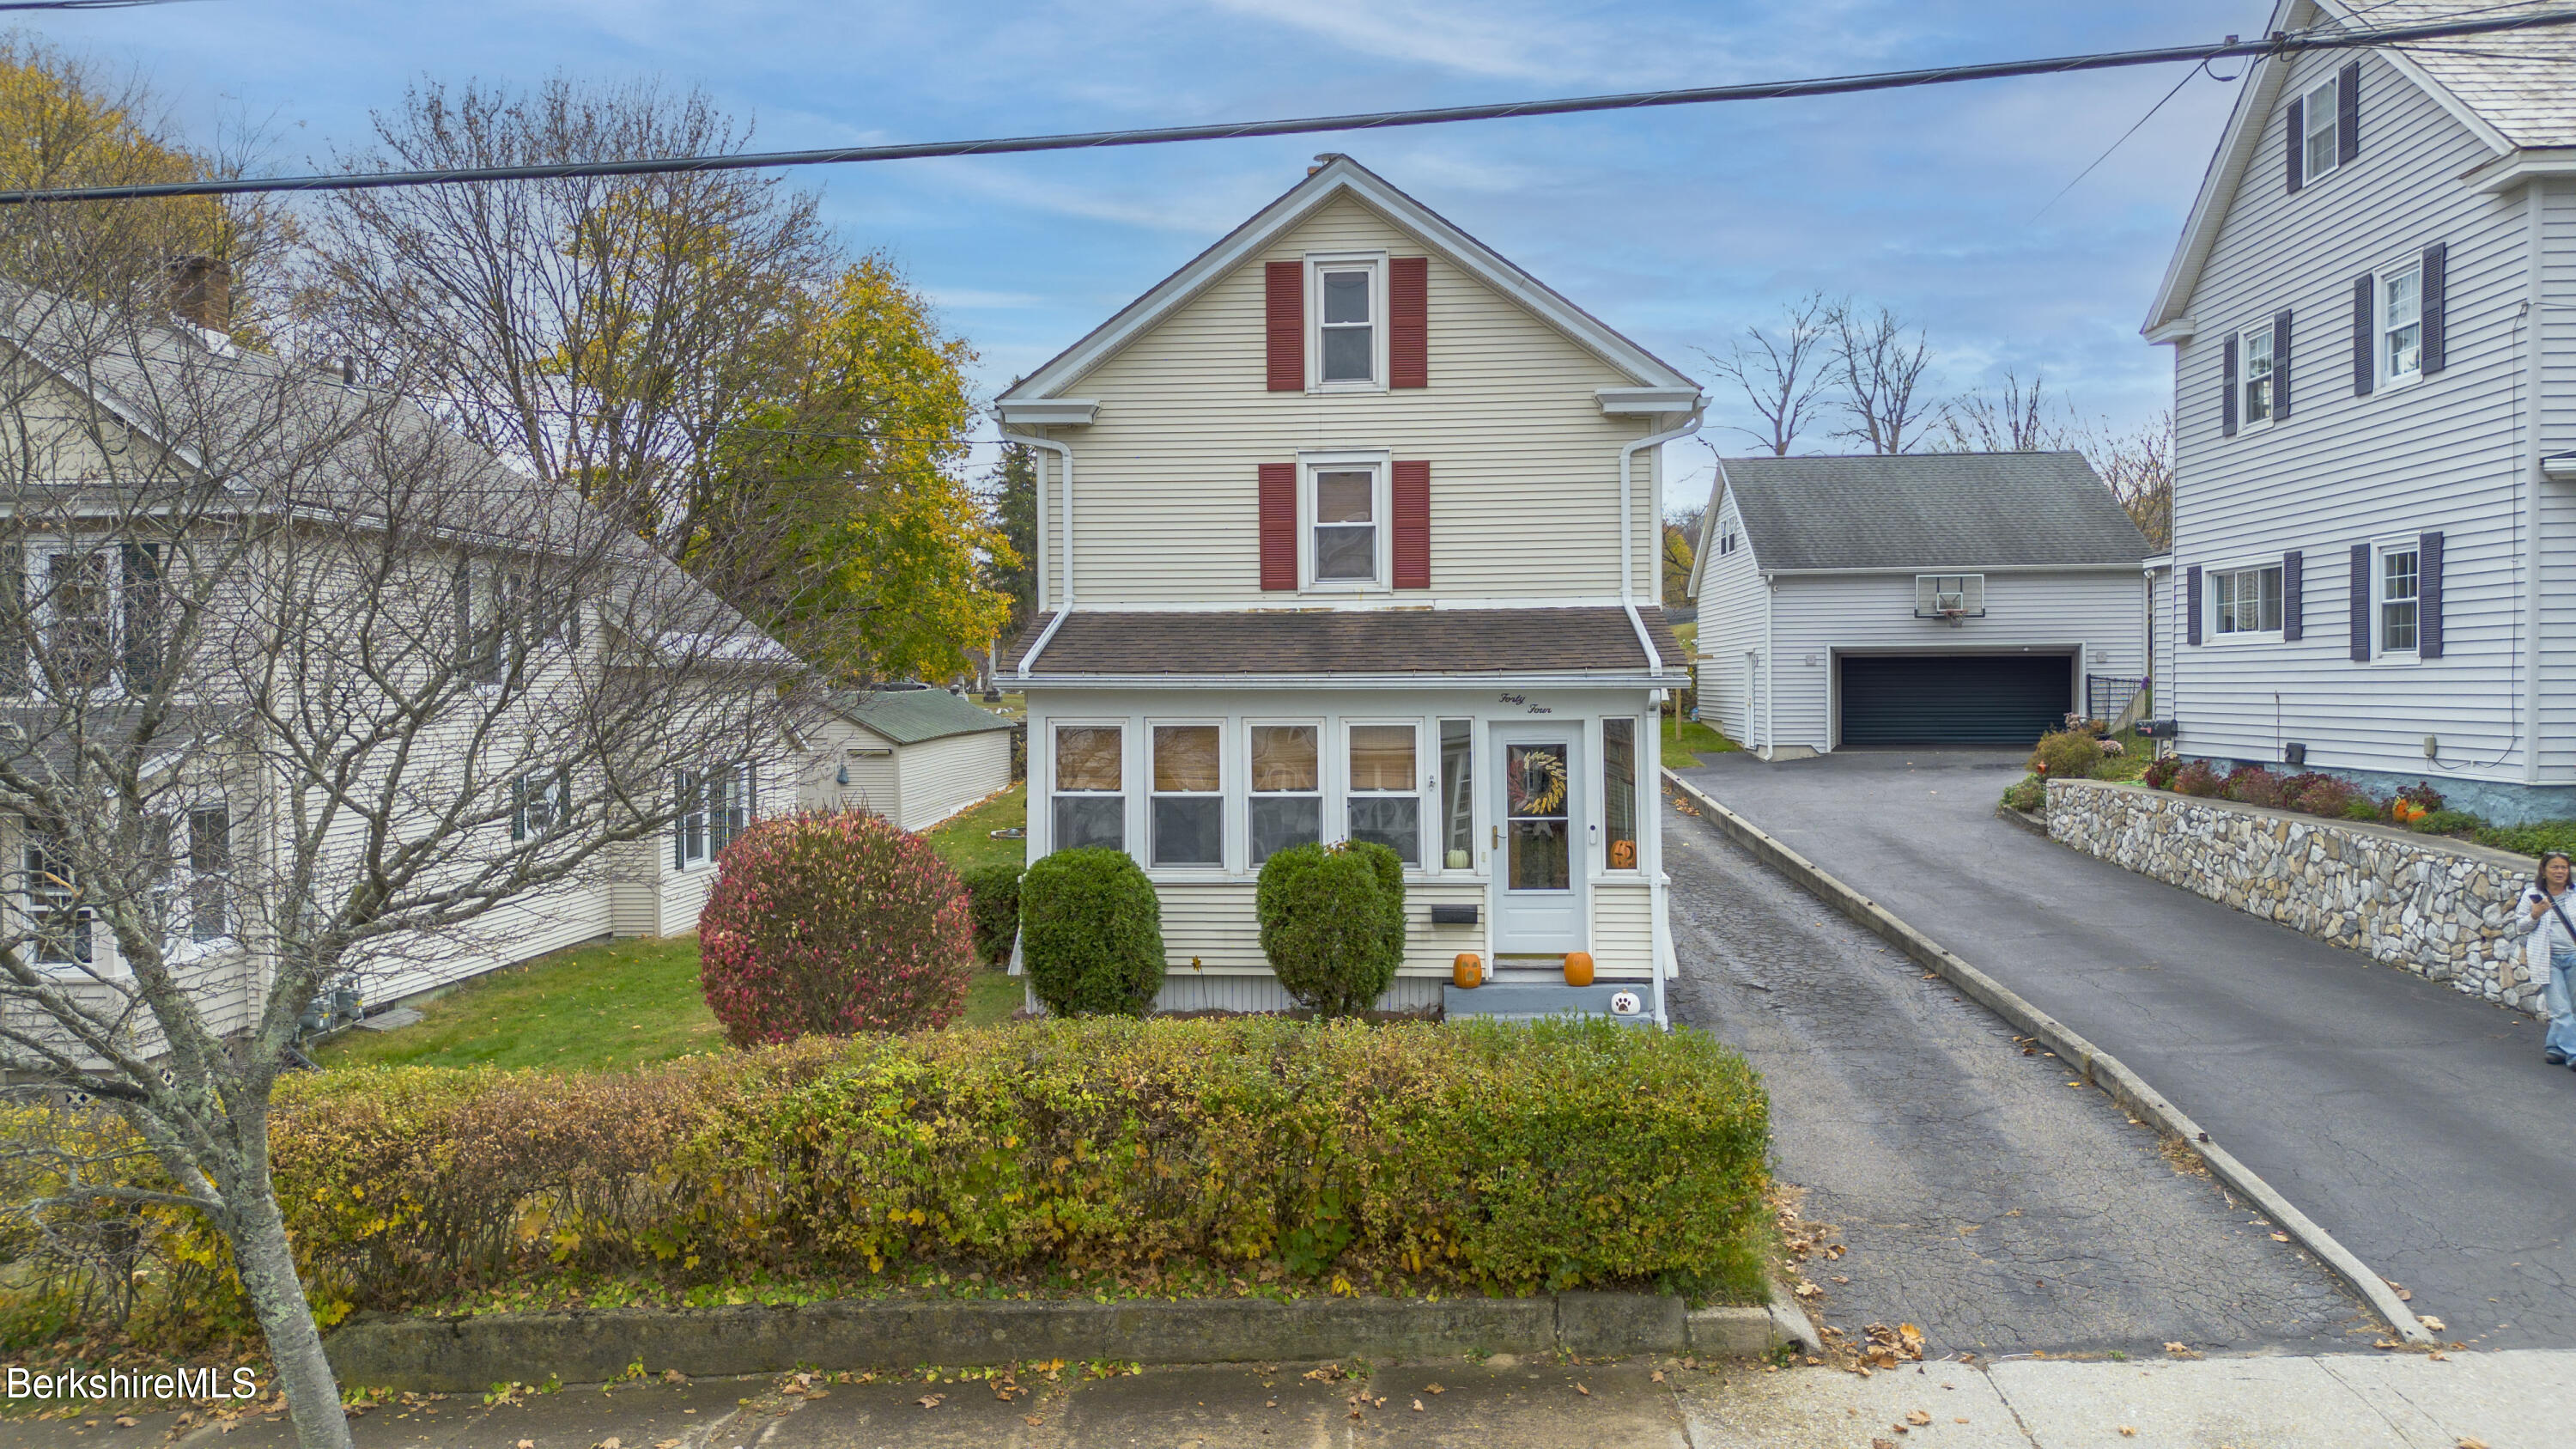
1994;803;2050;837
328;1291;1800;1393
1664;769;2436;1348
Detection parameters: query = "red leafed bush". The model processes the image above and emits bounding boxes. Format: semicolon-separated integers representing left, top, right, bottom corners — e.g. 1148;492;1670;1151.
699;810;975;1045
2172;759;2224;797
2222;766;2285;808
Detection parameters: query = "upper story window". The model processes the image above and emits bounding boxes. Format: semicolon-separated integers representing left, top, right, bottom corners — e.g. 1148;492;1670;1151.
1314;470;1377;583
2302;74;2343;184
1308;257;1384;390
2239;323;2276;428
2378;545;2420;655
2212;563;2283;636
2382;262;2423;385
22;824;88;968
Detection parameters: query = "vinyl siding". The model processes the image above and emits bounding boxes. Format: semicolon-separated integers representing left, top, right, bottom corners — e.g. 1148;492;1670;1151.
896;730;1013;831
2168;46;2557;781
1157;880;1507;975
1765;569;2143;752
798;718;902;819
1691;484;1769;746
1038;194;1665;607
1590;882;1653;976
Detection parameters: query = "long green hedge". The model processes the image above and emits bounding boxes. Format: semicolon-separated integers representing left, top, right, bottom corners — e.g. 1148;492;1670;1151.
225;1018;1767;1318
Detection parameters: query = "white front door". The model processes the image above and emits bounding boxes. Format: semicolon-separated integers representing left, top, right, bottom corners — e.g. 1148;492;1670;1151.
1490;725;1585;955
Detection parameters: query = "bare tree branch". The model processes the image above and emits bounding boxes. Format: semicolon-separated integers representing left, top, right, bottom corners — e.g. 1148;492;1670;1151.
1825;301;1943;454
1698;290;1834;457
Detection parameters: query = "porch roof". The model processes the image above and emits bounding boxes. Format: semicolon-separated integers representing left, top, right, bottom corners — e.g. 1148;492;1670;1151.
1002;606;1682;680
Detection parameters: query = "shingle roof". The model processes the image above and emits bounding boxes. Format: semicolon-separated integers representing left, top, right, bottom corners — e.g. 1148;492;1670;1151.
1720;451;2149;572
1001;606;1683;678
827;688;1012;746
2354;0;2576;149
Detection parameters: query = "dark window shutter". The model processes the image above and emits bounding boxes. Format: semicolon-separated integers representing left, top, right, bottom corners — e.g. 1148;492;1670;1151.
1392;460;1430;588
2420;530;2444;659
2349;544;2372;661
1388;256;1428;388
0;539;22;696
1258;462;1297;591
2420;242;2447;375
2273;310;2294;420
512;774;529;842
2286;95;2306;192
2284;550;2304;641
2186;565;2203;646
2221;335;2239;437
120;542;161;694
2352;274;2376;396
2337;61;2361;165
1264;261;1303;392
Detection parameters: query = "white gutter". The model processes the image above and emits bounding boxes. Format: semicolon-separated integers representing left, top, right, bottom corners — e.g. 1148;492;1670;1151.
1004;429;1075;679
1618;404;1704;673
1007;670;1674;691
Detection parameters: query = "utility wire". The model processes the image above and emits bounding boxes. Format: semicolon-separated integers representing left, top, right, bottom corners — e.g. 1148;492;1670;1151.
0;2;195;9
1;9;2571;204
2028;60;2218;223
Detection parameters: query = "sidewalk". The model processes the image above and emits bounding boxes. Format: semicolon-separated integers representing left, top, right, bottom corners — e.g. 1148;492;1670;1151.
11;1352;2561;1447
1685;1349;2568;1448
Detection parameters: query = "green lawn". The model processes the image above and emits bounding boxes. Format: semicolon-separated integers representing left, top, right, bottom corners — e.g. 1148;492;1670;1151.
315;935;725;1070
1662;711;1738;770
924;782;1028;874
319;789;1037;1071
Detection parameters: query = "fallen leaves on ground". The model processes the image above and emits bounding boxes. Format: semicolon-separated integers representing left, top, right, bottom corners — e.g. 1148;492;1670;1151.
1025;1414;1045;1427
2118;1428;2137;1438
2419;1315;2447;1332
1424;1383;1446;1394
1412;1398;1425;1411
2164;1342;2202;1359
2387;1281;2414;1301
2458;1436;2490;1449
1574;1383;1591;1397
916;1393;945;1409
1906;1409;1932;1425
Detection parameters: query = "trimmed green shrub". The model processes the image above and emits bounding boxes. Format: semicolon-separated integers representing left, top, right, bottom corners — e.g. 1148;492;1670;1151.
1256;841;1406;1018
2001;774;2046;813
1019;847;1163;1017
2476;819;2576;857
2343;797;2383;823
959;862;1024;966
2142;754;2182;790
699;810;975;1045
2027;729;2105;782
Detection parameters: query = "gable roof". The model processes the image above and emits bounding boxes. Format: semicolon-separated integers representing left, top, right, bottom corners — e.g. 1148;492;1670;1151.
2144;0;2576;338
997;154;1697;403
824;687;1012;746
1715;452;2149;573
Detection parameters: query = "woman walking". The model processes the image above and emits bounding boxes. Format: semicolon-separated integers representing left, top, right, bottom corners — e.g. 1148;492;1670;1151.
2526;850;2576;1067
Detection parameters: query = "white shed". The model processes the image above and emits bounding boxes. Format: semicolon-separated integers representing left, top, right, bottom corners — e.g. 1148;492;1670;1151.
800;688;1017;831
1690;452;2153;758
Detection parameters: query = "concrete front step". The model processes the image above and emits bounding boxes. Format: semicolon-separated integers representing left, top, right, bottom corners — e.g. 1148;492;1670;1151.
1443;982;1658;1026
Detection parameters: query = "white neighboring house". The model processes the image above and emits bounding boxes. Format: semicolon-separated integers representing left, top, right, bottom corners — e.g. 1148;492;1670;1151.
1688;453;2151;758
799;687;1015;831
2140;0;2576;820
993;155;1696;1026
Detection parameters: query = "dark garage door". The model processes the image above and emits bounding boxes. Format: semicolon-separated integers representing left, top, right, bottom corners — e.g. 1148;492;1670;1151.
1838;654;2071;746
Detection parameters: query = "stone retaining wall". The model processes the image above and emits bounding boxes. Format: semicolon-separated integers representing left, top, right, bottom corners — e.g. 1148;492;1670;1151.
2045;778;2548;1017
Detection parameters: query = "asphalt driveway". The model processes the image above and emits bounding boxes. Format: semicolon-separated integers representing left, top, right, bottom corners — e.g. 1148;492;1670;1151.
1662;793;2365;1356
1675;747;2576;1349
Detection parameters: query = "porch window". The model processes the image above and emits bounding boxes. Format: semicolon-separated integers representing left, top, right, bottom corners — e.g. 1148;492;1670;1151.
1602;718;1638;871
1151;724;1223;868
1052;724;1125;852
1438;719;1473;870
1346;723;1420;866
1248;724;1320;865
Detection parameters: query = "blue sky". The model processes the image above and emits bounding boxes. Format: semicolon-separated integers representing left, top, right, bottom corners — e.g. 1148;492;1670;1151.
32;0;2267;510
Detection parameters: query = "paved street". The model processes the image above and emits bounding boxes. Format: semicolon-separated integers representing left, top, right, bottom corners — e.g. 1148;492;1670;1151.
1677;747;2576;1350
1662;788;2366;1357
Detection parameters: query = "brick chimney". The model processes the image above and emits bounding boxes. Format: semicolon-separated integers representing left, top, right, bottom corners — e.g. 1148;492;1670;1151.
165;255;231;334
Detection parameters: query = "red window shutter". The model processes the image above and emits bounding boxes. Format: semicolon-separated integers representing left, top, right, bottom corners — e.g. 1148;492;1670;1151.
1392;460;1430;589
1389;257;1428;388
1259;463;1297;590
1264;262;1303;392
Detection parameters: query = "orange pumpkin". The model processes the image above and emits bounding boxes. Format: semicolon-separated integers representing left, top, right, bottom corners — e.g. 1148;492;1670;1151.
1608;839;1637;869
1563;951;1595;987
1452;953;1483;989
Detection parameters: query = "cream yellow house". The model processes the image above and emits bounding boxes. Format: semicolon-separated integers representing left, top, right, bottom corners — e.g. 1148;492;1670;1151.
996;155;1698;1024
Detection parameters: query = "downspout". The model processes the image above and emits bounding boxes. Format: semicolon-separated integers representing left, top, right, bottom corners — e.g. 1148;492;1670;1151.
2522;180;2549;784
1004;429;1074;679
1619;404;1700;1032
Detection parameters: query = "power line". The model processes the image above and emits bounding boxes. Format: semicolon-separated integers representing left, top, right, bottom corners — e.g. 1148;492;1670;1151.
0;2;196;9
2028;59;2221;223
1;9;2571;204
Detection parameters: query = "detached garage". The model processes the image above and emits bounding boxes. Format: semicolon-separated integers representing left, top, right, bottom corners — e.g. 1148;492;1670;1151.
798;687;1017;831
1686;452;2151;759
